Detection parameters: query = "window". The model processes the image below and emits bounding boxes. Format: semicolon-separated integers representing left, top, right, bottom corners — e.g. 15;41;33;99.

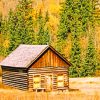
57;74;64;87
33;75;41;89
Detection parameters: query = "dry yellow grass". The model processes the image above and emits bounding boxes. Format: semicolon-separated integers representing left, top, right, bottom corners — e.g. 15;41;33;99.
0;77;100;100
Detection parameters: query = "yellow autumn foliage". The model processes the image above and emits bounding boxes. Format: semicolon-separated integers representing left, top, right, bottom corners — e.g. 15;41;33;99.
48;4;61;15
3;40;9;48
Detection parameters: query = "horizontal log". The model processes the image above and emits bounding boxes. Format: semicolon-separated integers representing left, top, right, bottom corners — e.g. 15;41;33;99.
3;71;27;76
2;73;27;77
29;67;68;71
3;81;28;88
30;66;68;69
3;80;28;85
2;73;27;78
28;71;68;74
2;78;27;83
2;76;27;81
3;70;27;74
3;81;28;85
3;73;27;78
29;69;67;72
2;75;27;81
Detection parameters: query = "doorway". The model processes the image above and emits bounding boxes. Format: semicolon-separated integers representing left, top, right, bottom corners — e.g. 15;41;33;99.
45;74;53;91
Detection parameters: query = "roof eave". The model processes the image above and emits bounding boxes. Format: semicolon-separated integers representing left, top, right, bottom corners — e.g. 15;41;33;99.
1;65;27;69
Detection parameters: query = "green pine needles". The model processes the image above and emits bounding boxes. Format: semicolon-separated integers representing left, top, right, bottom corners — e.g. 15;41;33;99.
57;0;97;77
1;0;50;55
37;10;50;45
82;34;97;76
0;0;98;77
8;0;35;53
70;33;82;77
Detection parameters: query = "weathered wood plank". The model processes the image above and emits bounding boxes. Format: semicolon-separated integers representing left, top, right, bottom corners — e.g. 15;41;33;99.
3;71;27;76
2;78;28;83
3;75;27;80
31;49;69;68
3;81;28;89
2;69;28;91
28;67;69;91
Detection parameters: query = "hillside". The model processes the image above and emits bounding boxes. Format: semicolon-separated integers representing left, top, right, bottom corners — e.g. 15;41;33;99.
0;0;100;58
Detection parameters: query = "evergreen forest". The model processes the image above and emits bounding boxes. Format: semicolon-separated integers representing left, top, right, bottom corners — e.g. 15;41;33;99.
0;0;100;77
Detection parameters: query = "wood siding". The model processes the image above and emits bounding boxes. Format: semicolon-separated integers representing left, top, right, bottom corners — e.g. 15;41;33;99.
28;67;69;91
31;49;69;68
1;48;70;92
2;67;28;90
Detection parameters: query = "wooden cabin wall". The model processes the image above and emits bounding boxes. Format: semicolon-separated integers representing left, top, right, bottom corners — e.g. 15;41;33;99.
28;67;69;91
31;49;69;68
2;66;28;90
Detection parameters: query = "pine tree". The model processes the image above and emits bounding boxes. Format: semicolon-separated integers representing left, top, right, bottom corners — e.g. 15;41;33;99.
82;34;96;76
37;10;50;45
8;0;35;53
69;16;82;77
7;10;18;53
57;0;73;52
70;33;82;77
57;0;82;77
17;0;35;44
57;0;95;52
81;0;97;76
57;0;97;77
57;0;83;53
44;11;50;44
57;0;73;39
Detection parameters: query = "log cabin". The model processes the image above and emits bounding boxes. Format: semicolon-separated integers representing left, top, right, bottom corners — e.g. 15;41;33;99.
0;44;71;92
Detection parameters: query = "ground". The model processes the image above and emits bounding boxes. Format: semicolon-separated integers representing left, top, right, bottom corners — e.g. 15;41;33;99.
0;77;100;100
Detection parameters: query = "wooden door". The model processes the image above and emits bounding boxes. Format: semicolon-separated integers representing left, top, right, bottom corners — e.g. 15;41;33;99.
45;74;53;91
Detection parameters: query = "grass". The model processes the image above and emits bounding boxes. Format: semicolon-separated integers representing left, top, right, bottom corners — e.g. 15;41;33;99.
0;77;100;100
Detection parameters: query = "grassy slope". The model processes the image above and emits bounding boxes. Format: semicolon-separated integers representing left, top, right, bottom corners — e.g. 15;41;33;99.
0;77;100;100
